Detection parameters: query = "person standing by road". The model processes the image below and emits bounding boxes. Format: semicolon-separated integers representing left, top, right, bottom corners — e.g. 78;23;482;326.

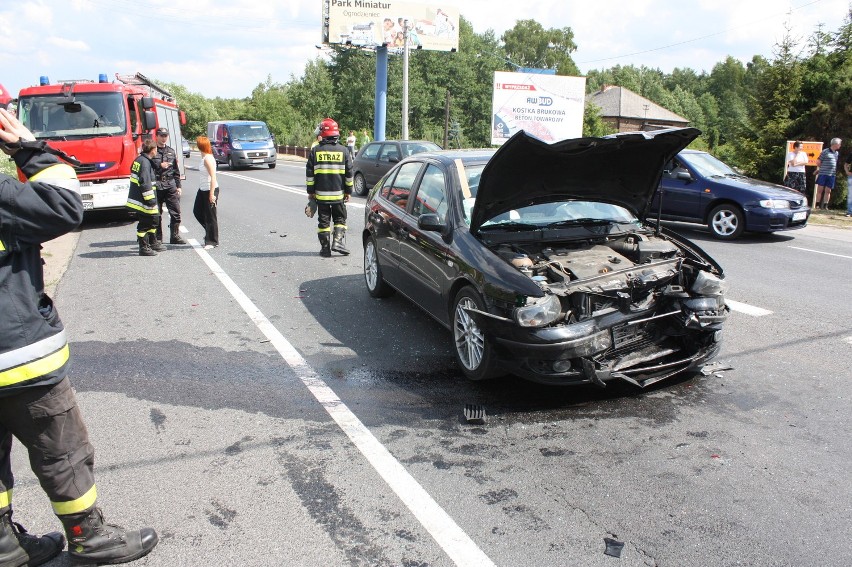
346;130;357;158
152;127;186;245
306;118;353;257
784;141;808;193
193;136;219;249
126;139;164;256
0;106;159;566
814;137;841;210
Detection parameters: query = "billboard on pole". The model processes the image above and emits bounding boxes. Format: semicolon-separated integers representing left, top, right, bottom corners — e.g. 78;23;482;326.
324;1;459;52
491;71;586;145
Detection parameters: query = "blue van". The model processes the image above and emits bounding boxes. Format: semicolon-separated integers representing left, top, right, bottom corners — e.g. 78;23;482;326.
207;120;276;169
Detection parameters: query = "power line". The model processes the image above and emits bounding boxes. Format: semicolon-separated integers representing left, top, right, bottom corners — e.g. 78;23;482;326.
576;0;826;65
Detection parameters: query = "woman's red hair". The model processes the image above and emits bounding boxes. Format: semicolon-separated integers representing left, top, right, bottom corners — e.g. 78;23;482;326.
196;136;212;154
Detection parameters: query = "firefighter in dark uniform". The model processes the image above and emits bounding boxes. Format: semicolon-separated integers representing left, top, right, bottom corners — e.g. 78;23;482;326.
152;127;186;245
306;117;353;257
126;139;164;256
0;107;158;565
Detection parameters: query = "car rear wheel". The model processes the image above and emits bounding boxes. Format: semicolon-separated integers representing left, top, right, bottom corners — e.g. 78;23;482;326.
452;288;500;381
354;173;367;196
708;204;745;239
364;237;394;298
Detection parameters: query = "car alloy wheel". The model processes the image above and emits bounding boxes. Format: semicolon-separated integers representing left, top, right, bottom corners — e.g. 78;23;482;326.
708;204;744;239
354;173;367;196
364;238;394;298
452;288;499;380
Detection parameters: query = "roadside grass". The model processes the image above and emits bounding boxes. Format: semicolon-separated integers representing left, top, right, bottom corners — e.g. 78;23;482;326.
807;207;852;228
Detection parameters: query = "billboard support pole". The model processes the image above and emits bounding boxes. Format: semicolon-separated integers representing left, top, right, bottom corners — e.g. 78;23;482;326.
375;46;388;142
402;20;409;140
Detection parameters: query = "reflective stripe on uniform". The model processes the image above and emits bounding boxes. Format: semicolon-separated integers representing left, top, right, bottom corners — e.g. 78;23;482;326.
315;194;344;202
28;164;80;193
0;489;10;509
0;330;67;371
0;344;70;388
126;200;159;214
333;223;347;229
0;238;5;252
52;484;97;516
314;165;346;175
317;227;332;233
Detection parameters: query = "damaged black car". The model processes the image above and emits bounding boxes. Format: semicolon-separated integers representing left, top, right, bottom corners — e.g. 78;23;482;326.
362;127;728;386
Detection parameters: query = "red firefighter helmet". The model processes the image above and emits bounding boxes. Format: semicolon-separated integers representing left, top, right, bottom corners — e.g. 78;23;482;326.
318;117;339;138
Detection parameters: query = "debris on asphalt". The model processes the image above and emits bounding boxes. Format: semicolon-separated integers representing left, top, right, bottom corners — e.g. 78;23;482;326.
604;537;624;558
701;361;734;376
463;404;486;425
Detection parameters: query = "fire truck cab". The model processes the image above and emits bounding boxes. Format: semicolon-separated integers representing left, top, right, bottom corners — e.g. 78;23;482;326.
16;72;185;212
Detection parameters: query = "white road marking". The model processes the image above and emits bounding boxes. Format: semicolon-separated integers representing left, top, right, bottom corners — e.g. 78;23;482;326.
844;336;852;345
186;238;495;567
219;171;366;209
789;246;852;260
726;299;773;317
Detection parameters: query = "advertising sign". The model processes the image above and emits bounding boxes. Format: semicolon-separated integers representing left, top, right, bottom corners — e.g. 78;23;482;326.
325;1;459;52
491;71;586;145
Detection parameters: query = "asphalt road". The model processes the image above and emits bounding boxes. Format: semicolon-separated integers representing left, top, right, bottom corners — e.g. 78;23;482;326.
13;155;852;567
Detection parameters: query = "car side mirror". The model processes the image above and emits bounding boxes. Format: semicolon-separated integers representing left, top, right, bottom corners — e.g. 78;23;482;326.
418;213;444;232
389;156;399;163
676;170;692;181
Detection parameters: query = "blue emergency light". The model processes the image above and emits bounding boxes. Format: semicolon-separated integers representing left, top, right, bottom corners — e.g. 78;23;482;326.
98;74;108;83
39;76;49;86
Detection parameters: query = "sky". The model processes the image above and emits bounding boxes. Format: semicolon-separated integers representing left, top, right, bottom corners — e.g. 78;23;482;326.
1;0;849;100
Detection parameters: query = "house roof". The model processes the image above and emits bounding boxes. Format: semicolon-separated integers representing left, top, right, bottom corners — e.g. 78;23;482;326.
586;85;688;124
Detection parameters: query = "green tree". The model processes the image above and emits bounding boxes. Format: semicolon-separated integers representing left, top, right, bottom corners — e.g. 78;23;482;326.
501;19;579;75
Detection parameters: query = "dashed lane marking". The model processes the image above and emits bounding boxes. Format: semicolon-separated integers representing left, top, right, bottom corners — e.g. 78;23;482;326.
186;237;496;567
789;246;852;260
725;299;773;317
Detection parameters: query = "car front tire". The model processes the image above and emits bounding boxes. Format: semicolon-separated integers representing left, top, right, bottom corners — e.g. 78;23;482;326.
708;204;745;239
364;237;394;298
229;155;238;170
452;287;500;381
354;173;367;196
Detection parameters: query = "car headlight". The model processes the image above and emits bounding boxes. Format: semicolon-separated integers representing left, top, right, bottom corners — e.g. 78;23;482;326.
514;294;561;328
690;271;728;296
231;141;242;150
758;199;790;209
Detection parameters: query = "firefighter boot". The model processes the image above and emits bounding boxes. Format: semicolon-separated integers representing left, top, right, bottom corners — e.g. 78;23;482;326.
147;233;166;252
0;509;65;567
169;224;187;245
59;508;158;566
331;227;349;255
319;233;332;257
137;237;156;257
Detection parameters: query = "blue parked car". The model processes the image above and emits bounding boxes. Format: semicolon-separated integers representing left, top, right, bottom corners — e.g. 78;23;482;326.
651;150;810;239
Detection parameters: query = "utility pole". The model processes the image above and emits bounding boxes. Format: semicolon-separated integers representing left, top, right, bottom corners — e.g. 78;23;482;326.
443;91;451;148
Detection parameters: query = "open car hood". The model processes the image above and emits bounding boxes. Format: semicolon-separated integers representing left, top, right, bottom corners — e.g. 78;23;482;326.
470;127;701;234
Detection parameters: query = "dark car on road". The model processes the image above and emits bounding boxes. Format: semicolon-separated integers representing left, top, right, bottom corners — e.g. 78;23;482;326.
652;150;810;239
352;140;441;196
362;128;729;386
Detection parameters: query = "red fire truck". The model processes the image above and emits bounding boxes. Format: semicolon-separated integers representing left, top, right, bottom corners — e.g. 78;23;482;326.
16;72;186;212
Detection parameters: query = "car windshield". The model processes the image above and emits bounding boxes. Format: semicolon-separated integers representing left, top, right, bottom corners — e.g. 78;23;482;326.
228;124;271;141
18;92;126;139
400;141;441;157
680;152;738;177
